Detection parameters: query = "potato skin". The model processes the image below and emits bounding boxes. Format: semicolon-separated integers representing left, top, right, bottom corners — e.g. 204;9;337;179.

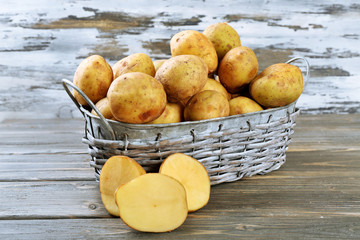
112;53;155;79
184;90;230;121
153;59;167;72
73;55;113;106
91;97;114;120
170;30;218;73
249;63;303;108
218;46;258;93
229;96;263;115
147;102;183;124
201;78;231;100
155;55;208;103
203;22;241;60
107;72;167;124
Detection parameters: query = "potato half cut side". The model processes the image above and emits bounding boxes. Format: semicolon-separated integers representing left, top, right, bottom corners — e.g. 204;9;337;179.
115;173;188;232
99;156;146;216
159;153;211;212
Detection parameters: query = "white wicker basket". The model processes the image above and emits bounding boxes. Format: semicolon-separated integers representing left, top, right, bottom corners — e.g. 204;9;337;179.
63;57;309;185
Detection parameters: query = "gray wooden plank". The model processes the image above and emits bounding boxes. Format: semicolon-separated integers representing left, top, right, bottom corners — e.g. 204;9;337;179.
0;1;359;117
0;215;359;240
1;150;359;219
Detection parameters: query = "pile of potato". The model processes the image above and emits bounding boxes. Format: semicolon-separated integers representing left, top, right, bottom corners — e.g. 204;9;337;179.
72;22;305;233
72;22;304;124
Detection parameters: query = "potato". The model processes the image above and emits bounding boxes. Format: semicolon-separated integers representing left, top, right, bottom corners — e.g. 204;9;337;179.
159;153;210;212
203;22;241;60
91;97;114;120
107;72;167;124
201;78;231;100
147;102;183;124
153;59;167;72
229;96;263;115
218;46;258;93
112;53;155;79
115;173;188;232
170;30;218;73
99;156;146;217
73;55;113;106
249;63;304;108
155;55;208;103
184;90;230;121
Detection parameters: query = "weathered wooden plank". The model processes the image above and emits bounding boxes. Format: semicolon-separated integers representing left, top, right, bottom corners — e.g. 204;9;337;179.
0;1;359;117
0;215;359;240
289;113;360;151
1;114;359;181
1;114;359;154
1;150;359;220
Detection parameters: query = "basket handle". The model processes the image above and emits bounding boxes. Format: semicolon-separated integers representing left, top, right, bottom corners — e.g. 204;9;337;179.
62;78;116;140
285;57;310;87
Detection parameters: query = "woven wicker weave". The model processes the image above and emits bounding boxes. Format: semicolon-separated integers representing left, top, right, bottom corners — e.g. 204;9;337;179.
62;57;309;185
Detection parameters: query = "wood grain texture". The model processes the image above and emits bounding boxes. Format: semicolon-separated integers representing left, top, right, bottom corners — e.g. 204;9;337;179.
0;114;360;238
0;0;359;119
1;1;360;238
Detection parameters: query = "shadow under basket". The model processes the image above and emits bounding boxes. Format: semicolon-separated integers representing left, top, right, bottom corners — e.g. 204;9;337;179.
62;57;309;185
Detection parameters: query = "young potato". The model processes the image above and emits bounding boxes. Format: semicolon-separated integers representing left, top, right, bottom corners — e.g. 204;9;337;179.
249;63;303;108
115;173;188;233
203;22;241;60
229;96;263;115
112;53;156;79
107;72;167;124
159;153;211;212
153;59;167;72
155;55;208;103
73;55;113;106
99;156;146;217
170;30;218;73
184;90;230;121
147;102;183;124
90;97;114;120
200;78;231;100
218;46;258;93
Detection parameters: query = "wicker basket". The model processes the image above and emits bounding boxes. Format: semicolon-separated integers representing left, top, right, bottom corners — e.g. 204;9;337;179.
63;57;309;185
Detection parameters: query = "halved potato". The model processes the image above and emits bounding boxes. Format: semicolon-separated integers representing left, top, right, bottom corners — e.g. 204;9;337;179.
99;156;146;217
159;153;211;212
115;173;188;232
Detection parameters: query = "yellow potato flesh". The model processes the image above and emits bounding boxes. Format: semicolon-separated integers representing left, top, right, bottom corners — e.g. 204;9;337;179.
73;55;113;106
112;53;155;79
229;96;263;115
115;173;188;233
99;156;146;217
159;153;211;212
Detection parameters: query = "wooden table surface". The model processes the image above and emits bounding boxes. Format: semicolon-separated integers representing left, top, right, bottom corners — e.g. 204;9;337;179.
1;1;360;239
1;114;360;239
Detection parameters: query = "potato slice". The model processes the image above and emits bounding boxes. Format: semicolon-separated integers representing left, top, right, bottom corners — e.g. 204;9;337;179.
115;173;188;232
99;156;146;216
159;153;211;212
